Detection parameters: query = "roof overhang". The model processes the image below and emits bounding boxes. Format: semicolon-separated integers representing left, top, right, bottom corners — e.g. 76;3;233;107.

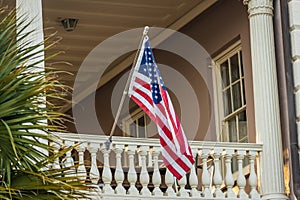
42;0;217;112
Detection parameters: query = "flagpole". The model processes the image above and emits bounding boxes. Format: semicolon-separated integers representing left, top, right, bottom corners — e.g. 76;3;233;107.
104;26;149;150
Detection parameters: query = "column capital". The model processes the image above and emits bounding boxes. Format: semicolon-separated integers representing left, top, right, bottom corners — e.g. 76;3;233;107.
243;0;273;17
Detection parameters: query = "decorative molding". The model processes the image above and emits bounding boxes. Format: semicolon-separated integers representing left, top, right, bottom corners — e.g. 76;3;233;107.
243;0;273;17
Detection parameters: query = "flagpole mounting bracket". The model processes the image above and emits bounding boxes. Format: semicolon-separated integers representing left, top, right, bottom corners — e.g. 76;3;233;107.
104;136;112;150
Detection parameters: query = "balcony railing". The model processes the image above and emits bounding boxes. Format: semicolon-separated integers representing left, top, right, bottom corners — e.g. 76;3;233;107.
52;132;262;200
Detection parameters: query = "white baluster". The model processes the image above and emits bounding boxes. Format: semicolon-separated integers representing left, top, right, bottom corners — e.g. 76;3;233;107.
178;174;189;197
165;168;176;197
200;148;212;198
88;146;100;185
152;147;163;196
225;149;236;198
237;150;248;198
248;151;260;199
257;151;262;193
113;144;126;195
50;141;61;184
127;145;139;195
63;141;76;182
77;145;87;183
189;149;200;198
213;148;224;198
100;146;114;194
139;146;151;196
51;142;61;170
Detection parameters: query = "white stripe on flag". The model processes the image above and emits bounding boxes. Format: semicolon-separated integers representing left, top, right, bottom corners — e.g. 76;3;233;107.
132;82;152;98
161;150;186;175
134;72;149;82
159;132;193;168
160;99;181;153
131;91;154;114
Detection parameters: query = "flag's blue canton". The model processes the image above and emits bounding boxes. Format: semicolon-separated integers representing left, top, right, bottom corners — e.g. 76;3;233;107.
138;40;166;104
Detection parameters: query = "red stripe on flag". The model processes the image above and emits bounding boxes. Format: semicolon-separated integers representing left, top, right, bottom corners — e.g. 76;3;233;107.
132;86;153;108
155;112;173;141
159;137;192;172
161;89;178;131
128;37;194;180
134;77;151;90
174;117;187;153
162;156;182;179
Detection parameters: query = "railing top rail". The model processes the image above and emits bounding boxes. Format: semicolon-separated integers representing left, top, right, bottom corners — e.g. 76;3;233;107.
53;132;263;152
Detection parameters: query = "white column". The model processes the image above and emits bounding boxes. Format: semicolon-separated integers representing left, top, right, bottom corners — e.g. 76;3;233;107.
51;142;61;170
248;151;260;199
16;0;44;55
50;141;61;184
224;149;235;198
244;0;288;199
213;148;224;198
200;149;212;198
225;149;236;199
165;169;176;197
152;147;163;196
237;151;248;199
88;146;100;185
62;141;76;182
16;0;47;157
139;146;151;196
100;147;114;194
189;149;200;198
127;146;139;195
178;173;188;197
113;145;126;195
77;145;87;183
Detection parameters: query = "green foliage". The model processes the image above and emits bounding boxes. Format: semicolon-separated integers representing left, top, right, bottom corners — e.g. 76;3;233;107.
0;8;89;199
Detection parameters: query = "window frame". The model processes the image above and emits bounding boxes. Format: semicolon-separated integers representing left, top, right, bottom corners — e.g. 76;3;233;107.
122;108;148;138
212;40;248;143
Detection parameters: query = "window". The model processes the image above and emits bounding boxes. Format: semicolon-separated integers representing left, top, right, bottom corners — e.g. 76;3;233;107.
213;41;248;143
123;109;148;138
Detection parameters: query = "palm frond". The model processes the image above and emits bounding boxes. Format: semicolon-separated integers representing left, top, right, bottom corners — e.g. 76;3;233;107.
0;7;89;199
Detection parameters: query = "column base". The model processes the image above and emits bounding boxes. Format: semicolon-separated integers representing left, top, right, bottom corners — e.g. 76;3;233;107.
262;193;288;200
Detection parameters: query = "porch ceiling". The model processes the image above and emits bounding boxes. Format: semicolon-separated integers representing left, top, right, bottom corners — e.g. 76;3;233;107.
42;0;216;112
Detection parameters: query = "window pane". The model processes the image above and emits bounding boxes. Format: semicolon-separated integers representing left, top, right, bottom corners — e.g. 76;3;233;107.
230;53;240;83
223;89;232;116
130;122;136;137
228;117;237;142
232;82;242;111
138;116;145;138
238;110;248;142
221;61;230;87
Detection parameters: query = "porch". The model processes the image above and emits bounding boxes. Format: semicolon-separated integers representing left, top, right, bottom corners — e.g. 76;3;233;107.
53;132;262;199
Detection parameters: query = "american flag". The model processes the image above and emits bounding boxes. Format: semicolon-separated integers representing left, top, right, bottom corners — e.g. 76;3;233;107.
128;37;194;179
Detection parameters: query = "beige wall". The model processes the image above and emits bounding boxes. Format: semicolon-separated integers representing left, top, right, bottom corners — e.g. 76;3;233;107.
178;0;255;142
67;0;256;143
